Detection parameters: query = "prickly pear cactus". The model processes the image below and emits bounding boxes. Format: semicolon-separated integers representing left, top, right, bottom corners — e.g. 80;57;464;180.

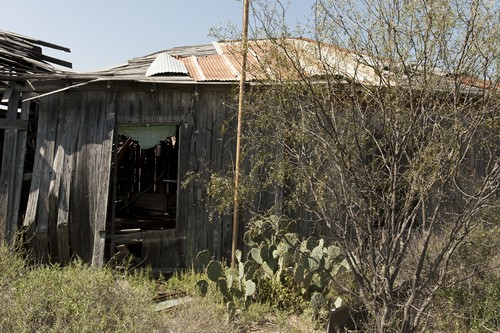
310;292;326;314
195;250;211;270
195;279;208;297
206;260;224;282
243;260;259;281
245;279;256;298
218;278;229;300
225;268;237;289
244;230;257;246
294;263;305;284
309;243;324;271
249;247;263;264
235;249;242;263
195;215;347;313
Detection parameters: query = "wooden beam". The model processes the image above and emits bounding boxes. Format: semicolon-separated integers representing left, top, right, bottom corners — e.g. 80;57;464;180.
0;90;21;244
0;119;28;130
0;29;71;53
1;85;13;103
36;53;73;69
9;94;31;242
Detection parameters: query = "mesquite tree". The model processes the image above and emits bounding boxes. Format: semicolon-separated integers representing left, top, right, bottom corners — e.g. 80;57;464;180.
210;0;499;331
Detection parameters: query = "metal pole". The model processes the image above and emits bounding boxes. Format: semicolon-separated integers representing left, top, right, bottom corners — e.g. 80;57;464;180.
231;0;250;267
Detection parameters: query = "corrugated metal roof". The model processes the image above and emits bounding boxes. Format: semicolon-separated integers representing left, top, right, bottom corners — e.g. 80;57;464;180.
146;52;189;77
187;55;238;81
59;38;394;85
182;56;205;81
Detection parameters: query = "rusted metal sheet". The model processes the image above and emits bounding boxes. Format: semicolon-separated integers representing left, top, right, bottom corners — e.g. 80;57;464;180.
61;38;388;84
185;55;238;81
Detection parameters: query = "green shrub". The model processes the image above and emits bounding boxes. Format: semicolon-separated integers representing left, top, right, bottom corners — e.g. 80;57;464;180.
0;246;165;333
430;223;500;332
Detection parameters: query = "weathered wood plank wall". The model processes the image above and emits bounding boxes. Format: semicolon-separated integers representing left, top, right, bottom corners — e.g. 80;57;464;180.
21;83;239;268
115;85;237;265
3;80;496;272
3;82;298;270
24;91;115;264
0;88;30;244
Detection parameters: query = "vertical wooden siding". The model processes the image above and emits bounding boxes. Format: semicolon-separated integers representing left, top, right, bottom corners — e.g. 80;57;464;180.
23;91;115;264
115;86;237;264
20;84;238;268
0;89;30;244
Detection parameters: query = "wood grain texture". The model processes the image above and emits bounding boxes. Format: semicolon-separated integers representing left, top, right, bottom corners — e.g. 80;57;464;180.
0;89;20;243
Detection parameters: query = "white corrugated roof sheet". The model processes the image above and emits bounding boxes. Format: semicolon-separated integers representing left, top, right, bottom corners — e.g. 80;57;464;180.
145;52;189;77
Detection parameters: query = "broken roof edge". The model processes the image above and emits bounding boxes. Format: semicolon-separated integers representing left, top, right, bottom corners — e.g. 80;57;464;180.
0;29;72;80
0;29;71;53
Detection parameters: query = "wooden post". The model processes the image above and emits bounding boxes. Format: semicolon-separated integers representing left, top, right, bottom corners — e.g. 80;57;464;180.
231;0;250;267
0;87;28;245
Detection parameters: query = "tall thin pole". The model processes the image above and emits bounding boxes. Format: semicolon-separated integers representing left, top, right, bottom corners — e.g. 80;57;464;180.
231;0;250;267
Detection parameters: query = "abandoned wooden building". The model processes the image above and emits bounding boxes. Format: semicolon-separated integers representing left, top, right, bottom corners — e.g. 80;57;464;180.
0;33;320;271
4;33;374;272
3;31;492;273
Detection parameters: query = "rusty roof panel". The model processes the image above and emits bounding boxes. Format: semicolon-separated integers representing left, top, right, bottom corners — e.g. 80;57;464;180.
57;38;396;85
146;52;188;77
195;55;238;81
182;57;202;81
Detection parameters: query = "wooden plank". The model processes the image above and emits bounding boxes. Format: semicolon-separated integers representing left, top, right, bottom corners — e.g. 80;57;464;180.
23;103;46;236
108;130;119;259
177;102;194;263
33;94;58;263
1;85;13;103
1;30;71;52
197;88;210;256
210;91;226;260
56;166;71;262
158;90;174;123
73;91;98;261
8;93;31;242
221;92;237;261
147;90;159;123
91;91;116;267
0;89;20;243
36;53;72;69
56;93;74;262
48;145;64;258
185;89;199;265
69;92;88;259
46;93;71;258
0;119;28;130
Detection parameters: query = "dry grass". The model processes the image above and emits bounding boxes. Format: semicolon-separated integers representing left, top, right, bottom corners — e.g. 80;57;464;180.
0;246;323;333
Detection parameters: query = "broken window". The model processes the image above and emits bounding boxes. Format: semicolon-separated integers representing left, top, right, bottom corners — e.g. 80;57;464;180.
110;124;179;234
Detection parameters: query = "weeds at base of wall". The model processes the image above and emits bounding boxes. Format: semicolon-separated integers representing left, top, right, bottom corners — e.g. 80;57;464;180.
0;245;165;333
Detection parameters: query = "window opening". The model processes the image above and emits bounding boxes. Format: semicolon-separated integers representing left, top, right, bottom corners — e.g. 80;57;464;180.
108;124;179;261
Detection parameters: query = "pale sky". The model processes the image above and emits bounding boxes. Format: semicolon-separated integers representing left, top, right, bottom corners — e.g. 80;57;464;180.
2;0;314;72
